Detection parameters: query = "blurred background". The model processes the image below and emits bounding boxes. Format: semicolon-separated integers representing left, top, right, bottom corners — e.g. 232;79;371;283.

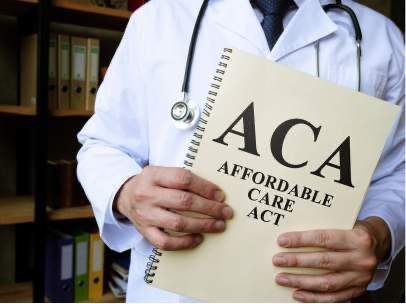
0;0;403;303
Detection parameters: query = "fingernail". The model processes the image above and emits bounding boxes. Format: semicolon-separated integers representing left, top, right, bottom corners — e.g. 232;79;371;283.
278;236;289;247
294;292;305;302
194;235;203;244
214;190;225;202
214;220;225;231
273;254;287;266
276;275;290;285
222;206;234;219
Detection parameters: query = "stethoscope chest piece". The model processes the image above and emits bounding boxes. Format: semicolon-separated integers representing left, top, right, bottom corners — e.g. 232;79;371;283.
171;98;200;130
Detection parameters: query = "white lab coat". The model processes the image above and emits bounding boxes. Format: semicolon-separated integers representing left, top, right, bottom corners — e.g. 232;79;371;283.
77;0;405;302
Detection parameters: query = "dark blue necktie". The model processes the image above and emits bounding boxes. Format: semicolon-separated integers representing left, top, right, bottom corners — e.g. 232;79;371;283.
254;0;296;50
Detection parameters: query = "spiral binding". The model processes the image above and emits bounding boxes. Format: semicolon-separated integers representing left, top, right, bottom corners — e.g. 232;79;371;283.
144;48;233;284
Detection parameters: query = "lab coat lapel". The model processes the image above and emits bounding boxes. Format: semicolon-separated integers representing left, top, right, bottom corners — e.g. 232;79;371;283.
208;0;270;55
209;0;338;60
270;0;338;61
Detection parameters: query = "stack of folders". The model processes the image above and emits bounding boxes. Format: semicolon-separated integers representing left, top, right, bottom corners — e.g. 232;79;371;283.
47;160;88;209
108;255;130;299
20;33;100;112
45;229;105;303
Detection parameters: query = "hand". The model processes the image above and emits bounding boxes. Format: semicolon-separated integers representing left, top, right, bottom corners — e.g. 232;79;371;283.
114;166;233;251
273;217;391;302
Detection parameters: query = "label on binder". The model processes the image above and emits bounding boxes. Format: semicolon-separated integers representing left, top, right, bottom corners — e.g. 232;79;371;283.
49;39;57;78
93;240;104;272
76;242;88;276
90;47;99;82
73;46;86;81
61;245;73;280
61;43;70;80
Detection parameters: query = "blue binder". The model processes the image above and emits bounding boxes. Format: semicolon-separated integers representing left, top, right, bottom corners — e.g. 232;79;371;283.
45;231;74;302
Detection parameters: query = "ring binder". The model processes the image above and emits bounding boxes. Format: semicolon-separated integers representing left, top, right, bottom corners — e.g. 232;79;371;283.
143;48;233;284
144;248;162;284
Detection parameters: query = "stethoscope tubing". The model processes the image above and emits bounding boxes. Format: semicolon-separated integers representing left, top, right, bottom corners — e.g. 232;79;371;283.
173;0;363;128
181;0;210;96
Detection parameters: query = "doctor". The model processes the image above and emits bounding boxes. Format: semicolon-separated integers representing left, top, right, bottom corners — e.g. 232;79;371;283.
77;0;405;302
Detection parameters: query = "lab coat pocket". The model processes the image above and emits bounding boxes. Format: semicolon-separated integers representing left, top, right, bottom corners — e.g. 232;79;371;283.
323;64;387;99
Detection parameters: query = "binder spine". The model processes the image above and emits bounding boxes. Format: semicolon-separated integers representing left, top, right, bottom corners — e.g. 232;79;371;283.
144;48;233;284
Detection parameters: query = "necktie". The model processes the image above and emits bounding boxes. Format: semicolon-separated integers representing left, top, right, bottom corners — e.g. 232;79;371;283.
254;0;297;50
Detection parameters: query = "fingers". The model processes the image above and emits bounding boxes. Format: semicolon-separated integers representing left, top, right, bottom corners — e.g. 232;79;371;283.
273;251;351;270
275;271;364;293
148;208;226;234
273;251;376;271
144;227;203;251
154;188;233;220
147;166;225;201
277;229;353;250
292;287;365;303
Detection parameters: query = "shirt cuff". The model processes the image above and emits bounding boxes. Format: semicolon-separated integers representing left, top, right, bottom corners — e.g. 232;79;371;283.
100;167;144;253
357;210;398;290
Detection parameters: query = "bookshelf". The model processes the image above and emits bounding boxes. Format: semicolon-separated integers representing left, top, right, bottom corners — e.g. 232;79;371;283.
0;0;131;302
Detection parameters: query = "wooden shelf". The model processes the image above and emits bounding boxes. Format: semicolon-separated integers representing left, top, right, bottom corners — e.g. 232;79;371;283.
0;0;130;29
51;0;131;31
0;196;34;225
0;0;38;17
0;282;123;303
48;204;94;221
52;0;131;19
51;109;93;117
0;282;32;303
0;196;94;225
0;105;36;116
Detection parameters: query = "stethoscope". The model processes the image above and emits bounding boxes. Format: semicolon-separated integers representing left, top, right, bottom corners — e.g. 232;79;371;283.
171;0;363;130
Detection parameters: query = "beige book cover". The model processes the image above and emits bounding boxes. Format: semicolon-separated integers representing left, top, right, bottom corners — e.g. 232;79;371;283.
147;48;399;302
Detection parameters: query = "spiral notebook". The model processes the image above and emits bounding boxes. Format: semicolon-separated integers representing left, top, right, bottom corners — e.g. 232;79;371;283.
144;48;399;302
